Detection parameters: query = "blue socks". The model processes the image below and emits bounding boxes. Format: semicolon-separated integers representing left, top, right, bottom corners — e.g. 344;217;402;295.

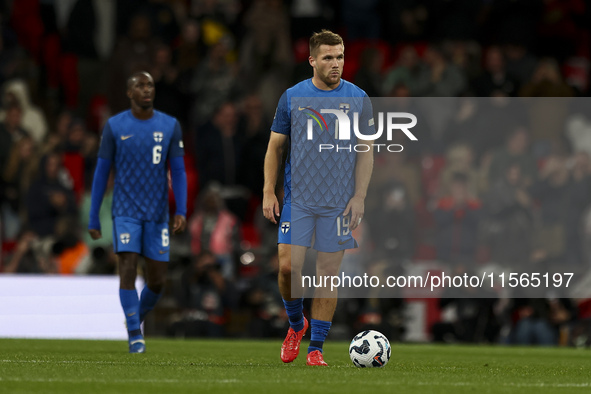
139;286;162;323
282;299;332;354
119;289;142;340
308;319;332;354
283;298;304;332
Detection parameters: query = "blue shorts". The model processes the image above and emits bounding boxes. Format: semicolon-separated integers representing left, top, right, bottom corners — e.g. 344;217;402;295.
113;217;170;262
277;202;358;253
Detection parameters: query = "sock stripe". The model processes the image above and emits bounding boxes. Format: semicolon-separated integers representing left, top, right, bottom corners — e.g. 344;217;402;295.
129;329;142;337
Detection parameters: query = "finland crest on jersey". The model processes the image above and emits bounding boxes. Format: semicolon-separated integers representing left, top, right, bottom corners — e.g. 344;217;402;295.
153;131;163;142
281;222;290;234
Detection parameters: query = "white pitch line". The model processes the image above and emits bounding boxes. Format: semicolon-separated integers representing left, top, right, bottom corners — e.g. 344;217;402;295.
415;381;590;388
0;359;277;367
0;359;164;366
0;376;588;388
0;359;337;367
0;377;182;384
0;377;241;384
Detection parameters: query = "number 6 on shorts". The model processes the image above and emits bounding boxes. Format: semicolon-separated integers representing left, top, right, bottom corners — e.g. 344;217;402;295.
162;228;169;247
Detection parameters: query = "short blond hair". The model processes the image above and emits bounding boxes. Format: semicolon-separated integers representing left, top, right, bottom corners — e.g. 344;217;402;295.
309;30;344;57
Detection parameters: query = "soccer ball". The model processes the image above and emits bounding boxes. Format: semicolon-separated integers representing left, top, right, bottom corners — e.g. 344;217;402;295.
349;330;391;368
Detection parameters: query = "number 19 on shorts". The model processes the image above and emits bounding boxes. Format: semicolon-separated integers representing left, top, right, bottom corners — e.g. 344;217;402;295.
336;215;351;236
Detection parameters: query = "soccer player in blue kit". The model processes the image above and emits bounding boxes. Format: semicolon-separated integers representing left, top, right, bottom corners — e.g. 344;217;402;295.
88;71;187;353
263;30;374;366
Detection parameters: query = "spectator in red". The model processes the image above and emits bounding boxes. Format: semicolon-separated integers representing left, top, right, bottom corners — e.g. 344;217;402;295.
62;119;88;200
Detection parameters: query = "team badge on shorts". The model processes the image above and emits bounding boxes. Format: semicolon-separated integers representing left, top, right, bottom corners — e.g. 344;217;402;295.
120;233;131;244
280;222;290;234
153;131;163;142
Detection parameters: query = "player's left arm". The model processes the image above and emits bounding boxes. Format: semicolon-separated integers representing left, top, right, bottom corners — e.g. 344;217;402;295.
344;95;375;230
169;120;187;234
344;141;373;230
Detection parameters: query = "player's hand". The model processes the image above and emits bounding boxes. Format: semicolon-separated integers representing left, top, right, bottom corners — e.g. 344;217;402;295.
262;192;280;224
88;229;102;240
343;195;365;231
172;215;187;234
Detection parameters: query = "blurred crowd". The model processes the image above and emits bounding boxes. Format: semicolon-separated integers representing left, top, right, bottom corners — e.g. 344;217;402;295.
1;0;591;346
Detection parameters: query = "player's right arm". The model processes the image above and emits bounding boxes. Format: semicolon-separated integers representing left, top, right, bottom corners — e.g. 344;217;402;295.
263;131;287;224
88;121;115;239
263;91;290;224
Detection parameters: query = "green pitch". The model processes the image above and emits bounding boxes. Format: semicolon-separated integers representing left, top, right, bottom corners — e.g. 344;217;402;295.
0;339;589;394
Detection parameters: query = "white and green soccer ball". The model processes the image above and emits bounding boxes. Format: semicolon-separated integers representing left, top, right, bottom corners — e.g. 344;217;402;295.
349;330;391;368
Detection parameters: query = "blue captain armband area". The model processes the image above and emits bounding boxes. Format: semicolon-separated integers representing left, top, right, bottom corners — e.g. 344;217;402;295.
89;157;112;230
169;156;187;217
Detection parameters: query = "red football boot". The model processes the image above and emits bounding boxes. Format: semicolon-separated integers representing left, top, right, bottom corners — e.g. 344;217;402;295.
280;317;309;363
306;350;328;366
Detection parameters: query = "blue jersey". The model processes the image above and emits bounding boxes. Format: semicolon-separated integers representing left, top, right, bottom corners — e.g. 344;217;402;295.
98;110;184;223
271;78;375;208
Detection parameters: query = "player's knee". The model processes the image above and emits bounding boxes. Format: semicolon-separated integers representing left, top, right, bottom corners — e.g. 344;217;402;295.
279;253;292;279
277;246;292;277
147;277;165;294
119;261;134;275
278;257;292;279
316;264;340;278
